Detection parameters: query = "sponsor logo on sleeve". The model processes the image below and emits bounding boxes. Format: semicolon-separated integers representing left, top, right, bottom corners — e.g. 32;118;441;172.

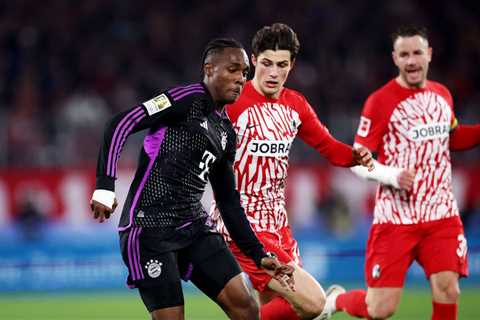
143;94;172;116
357;116;371;137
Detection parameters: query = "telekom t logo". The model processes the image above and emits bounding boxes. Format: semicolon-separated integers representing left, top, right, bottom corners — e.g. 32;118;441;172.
198;150;216;182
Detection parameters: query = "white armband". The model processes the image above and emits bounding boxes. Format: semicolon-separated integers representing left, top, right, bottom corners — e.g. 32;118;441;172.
91;189;116;209
350;160;402;188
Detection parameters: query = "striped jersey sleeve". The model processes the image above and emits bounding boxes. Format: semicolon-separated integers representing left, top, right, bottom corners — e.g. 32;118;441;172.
95;83;205;191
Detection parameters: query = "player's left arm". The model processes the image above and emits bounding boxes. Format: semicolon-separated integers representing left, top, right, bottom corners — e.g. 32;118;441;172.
449;119;480;151
298;99;374;169
442;87;480;151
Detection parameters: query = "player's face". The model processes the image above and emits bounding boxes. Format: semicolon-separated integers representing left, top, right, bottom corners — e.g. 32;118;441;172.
392;35;432;89
252;50;293;99
205;47;249;106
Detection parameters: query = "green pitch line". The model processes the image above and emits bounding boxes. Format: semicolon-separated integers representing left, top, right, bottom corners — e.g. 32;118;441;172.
0;288;479;320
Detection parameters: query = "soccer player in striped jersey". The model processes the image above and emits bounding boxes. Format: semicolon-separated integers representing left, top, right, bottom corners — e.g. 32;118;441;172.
90;38;294;320
208;23;374;320
325;26;480;320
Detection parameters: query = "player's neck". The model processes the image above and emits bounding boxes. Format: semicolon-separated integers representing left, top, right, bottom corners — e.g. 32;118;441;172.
395;75;427;90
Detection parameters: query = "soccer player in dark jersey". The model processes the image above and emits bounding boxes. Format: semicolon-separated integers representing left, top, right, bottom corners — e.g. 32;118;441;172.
90;38;294;320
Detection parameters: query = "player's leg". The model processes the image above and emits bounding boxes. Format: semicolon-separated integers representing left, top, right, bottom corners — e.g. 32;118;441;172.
182;232;260;320
119;228;186;319
333;223;418;319
430;271;460;320
231;227;326;319
417;217;468;320
264;265;326;319
216;273;260;319
139;287;184;320
365;287;402;319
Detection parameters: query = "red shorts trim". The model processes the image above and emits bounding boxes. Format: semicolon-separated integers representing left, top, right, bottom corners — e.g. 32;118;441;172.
228;226;301;292
365;216;469;287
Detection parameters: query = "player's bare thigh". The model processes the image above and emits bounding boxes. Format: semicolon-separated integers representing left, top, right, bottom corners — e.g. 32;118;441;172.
265;263;326;318
366;287;402;319
216;273;260;320
151;306;184;320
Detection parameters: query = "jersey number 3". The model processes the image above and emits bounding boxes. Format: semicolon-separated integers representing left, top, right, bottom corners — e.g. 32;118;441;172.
198;150;216;182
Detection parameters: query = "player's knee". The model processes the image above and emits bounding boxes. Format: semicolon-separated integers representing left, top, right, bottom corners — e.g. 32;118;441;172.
367;300;396;319
297;295;325;319
434;277;460;303
227;295;259;320
443;283;460;302
238;297;259;320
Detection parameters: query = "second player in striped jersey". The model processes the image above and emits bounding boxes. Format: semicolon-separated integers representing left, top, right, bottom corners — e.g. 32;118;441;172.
329;26;480;320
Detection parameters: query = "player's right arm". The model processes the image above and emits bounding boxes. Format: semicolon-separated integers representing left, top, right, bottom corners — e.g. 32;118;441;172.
350;93;415;190
297;96;374;170
91;92;191;222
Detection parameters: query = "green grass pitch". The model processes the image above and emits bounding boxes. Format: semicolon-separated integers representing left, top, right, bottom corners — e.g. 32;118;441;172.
1;288;478;319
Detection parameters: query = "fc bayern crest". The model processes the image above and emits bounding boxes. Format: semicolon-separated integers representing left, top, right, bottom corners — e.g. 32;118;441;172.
221;131;227;150
145;259;163;278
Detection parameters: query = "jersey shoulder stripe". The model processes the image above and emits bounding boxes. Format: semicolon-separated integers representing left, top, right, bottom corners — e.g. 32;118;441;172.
167;82;205;101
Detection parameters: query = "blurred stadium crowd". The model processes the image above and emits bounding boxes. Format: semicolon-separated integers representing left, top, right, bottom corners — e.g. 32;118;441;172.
1;0;479;167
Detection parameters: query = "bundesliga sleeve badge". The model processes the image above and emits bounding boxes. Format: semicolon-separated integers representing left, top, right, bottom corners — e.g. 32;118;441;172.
143;94;172;116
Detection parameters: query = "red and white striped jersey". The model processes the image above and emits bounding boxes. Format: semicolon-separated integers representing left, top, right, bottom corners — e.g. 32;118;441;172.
209;81;334;238
355;79;459;224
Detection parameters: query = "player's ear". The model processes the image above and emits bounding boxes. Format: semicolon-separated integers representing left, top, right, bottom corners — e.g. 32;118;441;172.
251;54;257;67
391;51;398;66
203;63;214;77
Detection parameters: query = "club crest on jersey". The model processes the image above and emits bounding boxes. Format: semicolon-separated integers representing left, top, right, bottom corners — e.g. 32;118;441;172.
143;94;172;116
145;259;163;278
221;131;227;150
408;122;450;142
247;140;291;157
372;264;381;279
291;119;298;131
357;116;371;137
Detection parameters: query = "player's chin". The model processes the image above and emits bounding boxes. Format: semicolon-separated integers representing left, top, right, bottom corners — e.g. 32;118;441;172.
407;79;423;88
224;92;240;104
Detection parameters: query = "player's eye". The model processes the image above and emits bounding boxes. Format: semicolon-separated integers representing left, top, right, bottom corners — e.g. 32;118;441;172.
261;61;272;67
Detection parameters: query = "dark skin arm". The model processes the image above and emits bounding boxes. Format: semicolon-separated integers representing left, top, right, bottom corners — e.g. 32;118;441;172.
90;198;118;223
210;158;294;291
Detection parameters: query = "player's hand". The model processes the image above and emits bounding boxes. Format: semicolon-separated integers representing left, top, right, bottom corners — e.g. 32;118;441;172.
397;168;416;191
353;146;374;171
90;198;118;223
260;253;295;291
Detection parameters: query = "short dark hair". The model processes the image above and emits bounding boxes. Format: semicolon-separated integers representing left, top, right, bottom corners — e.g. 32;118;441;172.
201;38;244;67
251;23;300;61
391;25;429;45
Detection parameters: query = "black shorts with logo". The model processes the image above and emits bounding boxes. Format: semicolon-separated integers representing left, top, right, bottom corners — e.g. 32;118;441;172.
119;220;242;312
